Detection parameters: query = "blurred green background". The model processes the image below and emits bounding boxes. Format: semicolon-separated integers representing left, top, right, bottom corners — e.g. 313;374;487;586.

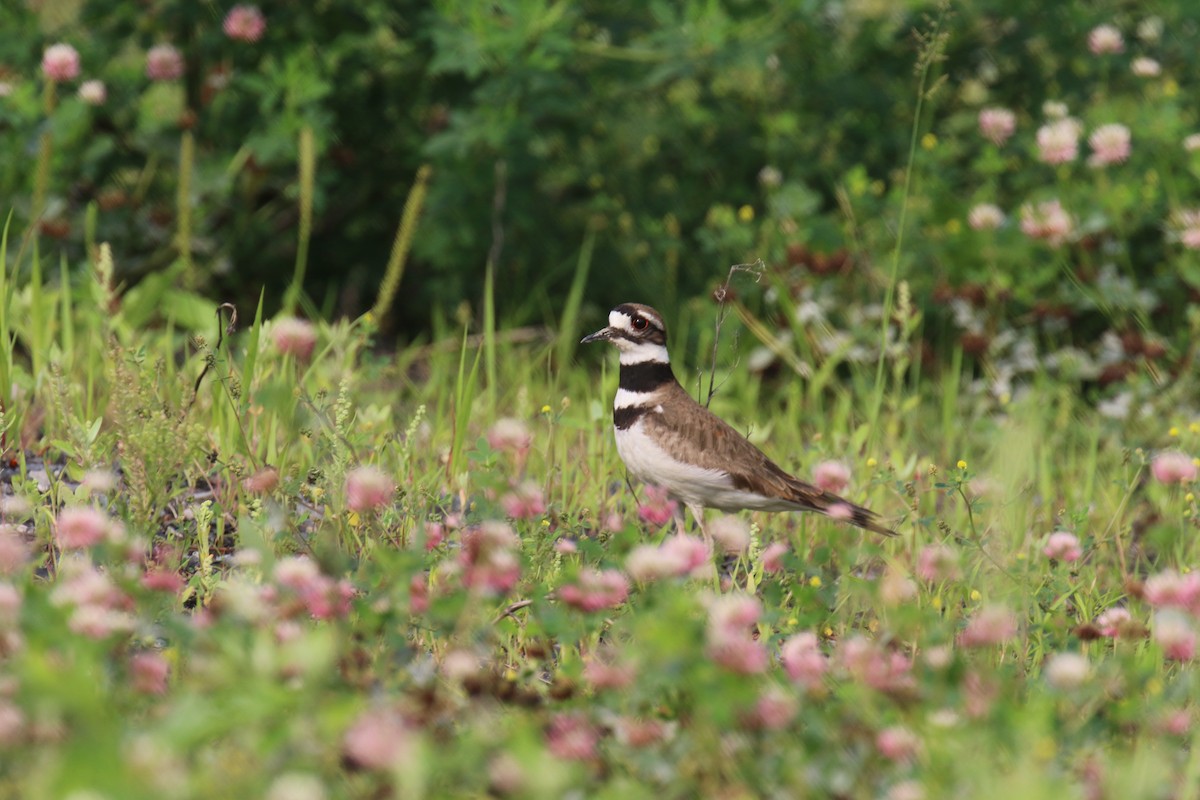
3;1;1199;346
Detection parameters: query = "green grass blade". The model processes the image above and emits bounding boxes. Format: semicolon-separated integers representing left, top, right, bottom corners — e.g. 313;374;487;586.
0;213;12;451
554;229;595;374
240;289;265;416
449;323;484;483
59;253;74;369
483;259;496;407
284;126;315;314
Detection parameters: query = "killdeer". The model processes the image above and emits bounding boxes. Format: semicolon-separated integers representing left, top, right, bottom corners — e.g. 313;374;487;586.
581;303;894;537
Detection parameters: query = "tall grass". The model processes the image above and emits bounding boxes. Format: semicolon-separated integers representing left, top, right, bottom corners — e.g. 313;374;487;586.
867;2;950;448
0;233;1193;795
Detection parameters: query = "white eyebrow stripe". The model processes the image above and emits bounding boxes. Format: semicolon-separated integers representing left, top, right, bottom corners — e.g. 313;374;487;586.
609;308;663;335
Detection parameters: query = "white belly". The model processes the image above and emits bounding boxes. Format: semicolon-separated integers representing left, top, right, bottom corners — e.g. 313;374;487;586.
614;418;792;512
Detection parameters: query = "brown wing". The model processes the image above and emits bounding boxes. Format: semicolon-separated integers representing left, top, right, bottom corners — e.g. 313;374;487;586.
646;385;895;536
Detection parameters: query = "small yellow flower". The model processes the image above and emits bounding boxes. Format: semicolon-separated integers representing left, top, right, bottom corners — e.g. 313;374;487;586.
970;589;981;602
867;457;878;468
921;132;938;150
737;205;755;223
1187;493;1195;503
541;519;550;527
1147;677;1163;696
1016;552;1026;560
823;626;833;637
786;617;797;627
931;596;942;609
541;404;552;414
347;511;361;528
809;575;822;588
1194;458;1200;468
957;460;968;470
1170;426;1180;437
504;668;518;681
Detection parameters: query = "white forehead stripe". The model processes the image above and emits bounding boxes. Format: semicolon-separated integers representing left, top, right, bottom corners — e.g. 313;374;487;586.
609;310;632;329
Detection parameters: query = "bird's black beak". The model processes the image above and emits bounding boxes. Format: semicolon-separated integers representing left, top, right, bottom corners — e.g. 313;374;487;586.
580;326;615;344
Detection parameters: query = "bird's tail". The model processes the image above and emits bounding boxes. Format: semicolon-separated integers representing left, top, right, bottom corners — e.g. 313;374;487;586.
759;460;896;536
817;493;896;537
777;470;896;535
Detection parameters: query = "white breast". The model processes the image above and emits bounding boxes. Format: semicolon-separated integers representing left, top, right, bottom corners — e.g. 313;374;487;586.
614;417;793;511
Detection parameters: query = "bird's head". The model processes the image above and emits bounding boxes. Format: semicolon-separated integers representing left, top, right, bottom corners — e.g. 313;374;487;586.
581;304;668;360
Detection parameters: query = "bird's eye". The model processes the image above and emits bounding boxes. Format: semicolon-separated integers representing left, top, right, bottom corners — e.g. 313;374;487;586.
632;317;648;331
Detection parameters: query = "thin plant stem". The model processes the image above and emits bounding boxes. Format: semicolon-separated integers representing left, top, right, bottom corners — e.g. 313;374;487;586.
31;80;58;231
285;126;316;313
177;129;195;289
371;164;432;325
867;3;949;444
704;260;764;407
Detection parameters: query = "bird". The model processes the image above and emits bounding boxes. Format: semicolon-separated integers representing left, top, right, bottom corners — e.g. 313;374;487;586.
581;302;894;538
